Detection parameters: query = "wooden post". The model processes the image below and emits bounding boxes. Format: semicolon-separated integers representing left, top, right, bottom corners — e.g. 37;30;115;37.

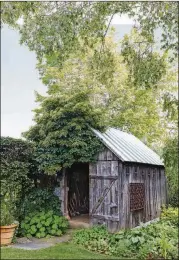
63;169;70;220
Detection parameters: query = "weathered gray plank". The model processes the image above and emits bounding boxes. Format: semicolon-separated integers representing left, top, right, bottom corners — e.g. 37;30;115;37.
111;161;118;176
90;175;118;180
107;149;113;161
118;161;123;229
92;214;119;221
98;149;107;161
89;162;97;176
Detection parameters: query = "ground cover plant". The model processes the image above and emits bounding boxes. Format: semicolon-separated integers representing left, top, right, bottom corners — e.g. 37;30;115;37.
20;210;68;239
160;206;178;227
73;207;178;259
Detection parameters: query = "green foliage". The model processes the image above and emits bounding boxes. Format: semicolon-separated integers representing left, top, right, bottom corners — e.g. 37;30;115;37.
163;136;178;207
2;3;177;157
23;92;105;174
20;211;68;238
23;33;176;169
73;226;110;254
2;3;177;193
1;2;177;65
121;29;167;90
0;194;16;226
161;206;178;227
73;210;178;259
1;137;37;220
19;188;62;221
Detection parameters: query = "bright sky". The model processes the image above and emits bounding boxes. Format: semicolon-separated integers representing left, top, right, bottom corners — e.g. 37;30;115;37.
2;15;134;138
111;14;135;25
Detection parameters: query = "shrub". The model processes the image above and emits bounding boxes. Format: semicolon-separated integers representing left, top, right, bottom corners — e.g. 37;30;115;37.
1;137;36;221
20;210;68;238
73;212;178;259
0;194;16;226
163;136;178;207
73;225;110;254
20;188;61;220
161;206;178;227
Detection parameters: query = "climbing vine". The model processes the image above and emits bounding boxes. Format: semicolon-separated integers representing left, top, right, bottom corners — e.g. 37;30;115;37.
23;92;105;174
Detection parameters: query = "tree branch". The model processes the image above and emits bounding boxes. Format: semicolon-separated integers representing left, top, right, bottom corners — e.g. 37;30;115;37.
98;13;115;59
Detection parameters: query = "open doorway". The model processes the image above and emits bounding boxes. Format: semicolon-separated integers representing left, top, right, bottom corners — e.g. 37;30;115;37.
67;163;89;221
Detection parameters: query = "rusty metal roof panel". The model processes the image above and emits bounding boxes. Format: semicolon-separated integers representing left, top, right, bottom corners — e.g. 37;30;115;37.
93;128;164;166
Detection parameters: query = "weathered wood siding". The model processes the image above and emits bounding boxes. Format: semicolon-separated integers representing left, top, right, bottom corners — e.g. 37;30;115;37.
121;164;166;229
89;147;167;232
58;170;66;215
89;148;120;232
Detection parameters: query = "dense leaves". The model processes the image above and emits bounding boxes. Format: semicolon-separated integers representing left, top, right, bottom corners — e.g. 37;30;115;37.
73;207;178;259
23;92;105;174
1;2;178;66
22;27;177;173
1;137;36;220
163;136;178;207
19;188;62;222
20;210;68;238
0;193;16;226
161;206;178;227
1;3;178;206
121;29;167;90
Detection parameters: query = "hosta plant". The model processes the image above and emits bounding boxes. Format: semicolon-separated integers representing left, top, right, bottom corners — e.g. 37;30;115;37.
20;210;68;238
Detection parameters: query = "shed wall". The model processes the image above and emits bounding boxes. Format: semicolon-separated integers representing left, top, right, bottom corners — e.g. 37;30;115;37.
121;164;166;229
89;148;166;232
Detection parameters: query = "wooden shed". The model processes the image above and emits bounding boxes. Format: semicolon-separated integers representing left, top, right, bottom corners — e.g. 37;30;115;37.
56;128;167;232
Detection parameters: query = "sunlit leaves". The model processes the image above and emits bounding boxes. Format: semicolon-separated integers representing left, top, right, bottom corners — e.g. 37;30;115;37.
1;2;178;67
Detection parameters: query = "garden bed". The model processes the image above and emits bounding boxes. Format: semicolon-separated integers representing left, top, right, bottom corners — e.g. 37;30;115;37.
72;207;178;259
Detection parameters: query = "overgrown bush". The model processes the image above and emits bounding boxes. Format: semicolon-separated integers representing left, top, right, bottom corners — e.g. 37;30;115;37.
161;206;178;227
0;194;16;226
73;226;110;254
163;136;178;207
20;210;68;238
19;188;61;221
1;137;37;220
73;208;178;259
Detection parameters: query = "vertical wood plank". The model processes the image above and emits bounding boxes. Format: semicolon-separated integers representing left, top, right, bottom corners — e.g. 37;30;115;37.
118;161;123;229
150;170;154;220
120;164;126;229
107;150;113;161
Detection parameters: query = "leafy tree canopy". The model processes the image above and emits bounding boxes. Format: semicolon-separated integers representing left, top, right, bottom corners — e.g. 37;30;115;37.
23;91;106;174
2;2;177;177
1;1;178;72
23;30;177;174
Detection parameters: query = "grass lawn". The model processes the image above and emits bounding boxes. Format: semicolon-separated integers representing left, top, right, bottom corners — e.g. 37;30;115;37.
1;242;117;259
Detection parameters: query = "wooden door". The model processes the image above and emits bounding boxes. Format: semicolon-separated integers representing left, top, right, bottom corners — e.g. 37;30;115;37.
89;158;120;231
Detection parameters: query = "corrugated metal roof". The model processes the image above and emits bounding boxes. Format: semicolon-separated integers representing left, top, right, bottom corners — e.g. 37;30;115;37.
93;127;164;166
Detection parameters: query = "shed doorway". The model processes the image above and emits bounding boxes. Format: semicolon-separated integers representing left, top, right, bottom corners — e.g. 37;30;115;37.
67;163;89;221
